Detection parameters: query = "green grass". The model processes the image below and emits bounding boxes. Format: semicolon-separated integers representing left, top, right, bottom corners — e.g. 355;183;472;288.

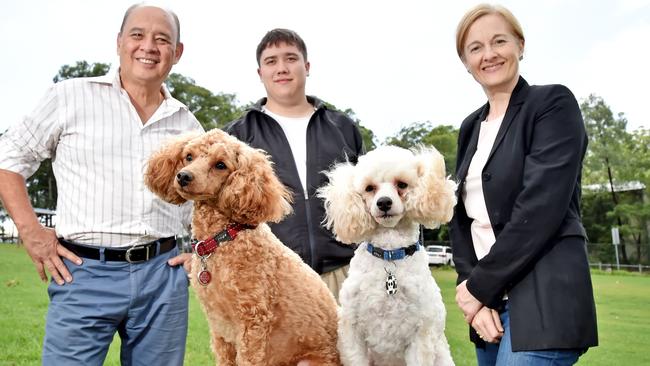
1;244;649;365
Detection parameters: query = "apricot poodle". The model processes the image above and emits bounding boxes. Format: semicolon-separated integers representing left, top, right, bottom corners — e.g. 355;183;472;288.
145;129;340;366
319;145;456;366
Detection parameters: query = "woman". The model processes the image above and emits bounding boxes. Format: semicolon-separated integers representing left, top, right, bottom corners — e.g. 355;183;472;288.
450;4;598;365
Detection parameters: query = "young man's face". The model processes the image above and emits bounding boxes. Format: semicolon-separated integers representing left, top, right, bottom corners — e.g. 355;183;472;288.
257;42;310;106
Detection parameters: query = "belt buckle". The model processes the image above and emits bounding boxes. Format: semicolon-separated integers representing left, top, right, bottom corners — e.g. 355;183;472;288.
125;245;150;264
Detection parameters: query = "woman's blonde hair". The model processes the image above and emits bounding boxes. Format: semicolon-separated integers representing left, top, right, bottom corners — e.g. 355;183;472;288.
455;3;525;59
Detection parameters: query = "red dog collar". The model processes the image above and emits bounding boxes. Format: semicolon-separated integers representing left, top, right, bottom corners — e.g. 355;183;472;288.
192;223;256;257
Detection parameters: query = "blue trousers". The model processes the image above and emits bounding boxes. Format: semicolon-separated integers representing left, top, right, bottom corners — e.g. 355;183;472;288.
476;305;583;366
42;247;189;366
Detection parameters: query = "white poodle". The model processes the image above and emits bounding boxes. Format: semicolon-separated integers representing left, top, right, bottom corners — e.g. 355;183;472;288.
319;145;456;366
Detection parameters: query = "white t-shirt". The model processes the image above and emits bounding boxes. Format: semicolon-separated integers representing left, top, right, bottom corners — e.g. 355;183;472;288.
462;114;504;260
262;107;313;198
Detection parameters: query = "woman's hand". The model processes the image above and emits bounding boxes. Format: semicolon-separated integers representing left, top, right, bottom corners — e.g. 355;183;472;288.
456;279;483;323
472;306;504;343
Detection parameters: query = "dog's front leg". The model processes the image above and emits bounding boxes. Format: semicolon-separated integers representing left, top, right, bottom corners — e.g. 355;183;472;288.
337;308;370;366
404;326;454;366
212;335;237;366
235;324;270;366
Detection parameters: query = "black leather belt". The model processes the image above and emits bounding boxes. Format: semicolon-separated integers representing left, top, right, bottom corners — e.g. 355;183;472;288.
58;237;176;263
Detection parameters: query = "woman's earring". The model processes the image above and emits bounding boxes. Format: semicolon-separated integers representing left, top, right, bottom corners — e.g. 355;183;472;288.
519;55;524;61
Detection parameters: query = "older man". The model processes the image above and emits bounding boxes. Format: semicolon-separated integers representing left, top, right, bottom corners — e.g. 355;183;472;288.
0;4;201;365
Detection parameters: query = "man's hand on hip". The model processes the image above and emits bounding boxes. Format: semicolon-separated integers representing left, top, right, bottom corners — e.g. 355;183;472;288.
21;225;82;285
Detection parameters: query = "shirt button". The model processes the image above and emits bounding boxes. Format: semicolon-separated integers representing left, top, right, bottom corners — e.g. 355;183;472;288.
482;172;491;181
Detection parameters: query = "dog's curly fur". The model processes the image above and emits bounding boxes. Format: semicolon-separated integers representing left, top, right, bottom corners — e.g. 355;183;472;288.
319;145;456;366
145;129;340;366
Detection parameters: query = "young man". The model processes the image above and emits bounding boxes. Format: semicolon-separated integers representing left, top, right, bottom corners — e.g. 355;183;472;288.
0;4;202;365
226;28;364;302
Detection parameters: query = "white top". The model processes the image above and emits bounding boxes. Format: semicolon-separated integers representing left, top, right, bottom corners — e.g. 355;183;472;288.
462;114;504;260
0;71;203;247
262;107;313;198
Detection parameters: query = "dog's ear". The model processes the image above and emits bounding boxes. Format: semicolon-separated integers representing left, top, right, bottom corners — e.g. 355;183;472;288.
318;162;374;244
221;146;293;225
406;147;457;228
144;132;199;204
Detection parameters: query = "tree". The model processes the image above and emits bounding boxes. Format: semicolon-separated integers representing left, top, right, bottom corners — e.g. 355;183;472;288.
322;103;376;151
608;129;650;262
580;95;649;263
384;122;458;176
52;61;110;83
165;73;244;130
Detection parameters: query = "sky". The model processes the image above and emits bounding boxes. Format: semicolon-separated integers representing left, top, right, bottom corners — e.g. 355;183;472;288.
1;0;649;142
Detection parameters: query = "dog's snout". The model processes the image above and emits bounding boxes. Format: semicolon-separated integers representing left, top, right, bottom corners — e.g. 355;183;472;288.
376;197;392;212
176;171;193;187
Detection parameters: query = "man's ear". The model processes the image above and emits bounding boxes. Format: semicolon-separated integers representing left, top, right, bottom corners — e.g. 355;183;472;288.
116;33;122;55
174;42;184;64
305;61;311;76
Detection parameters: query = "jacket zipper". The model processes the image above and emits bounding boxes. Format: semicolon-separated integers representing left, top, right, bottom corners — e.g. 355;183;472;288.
304;196;316;268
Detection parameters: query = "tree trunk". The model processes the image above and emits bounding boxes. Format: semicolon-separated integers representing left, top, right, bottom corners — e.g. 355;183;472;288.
605;157;629;263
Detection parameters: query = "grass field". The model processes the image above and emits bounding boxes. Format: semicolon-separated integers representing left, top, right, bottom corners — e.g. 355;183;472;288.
1;244;649;365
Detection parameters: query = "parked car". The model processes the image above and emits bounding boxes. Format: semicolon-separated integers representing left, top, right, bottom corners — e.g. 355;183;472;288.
426;245;454;266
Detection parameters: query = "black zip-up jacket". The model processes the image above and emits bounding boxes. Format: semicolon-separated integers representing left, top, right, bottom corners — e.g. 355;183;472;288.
225;96;364;273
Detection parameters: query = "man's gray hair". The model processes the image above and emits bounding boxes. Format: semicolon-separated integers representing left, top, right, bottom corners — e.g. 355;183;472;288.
119;3;181;43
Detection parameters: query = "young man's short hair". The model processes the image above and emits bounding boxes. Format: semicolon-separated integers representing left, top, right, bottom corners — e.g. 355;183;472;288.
256;28;308;66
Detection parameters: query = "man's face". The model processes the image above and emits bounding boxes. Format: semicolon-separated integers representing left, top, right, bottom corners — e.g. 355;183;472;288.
116;6;183;88
257;42;310;105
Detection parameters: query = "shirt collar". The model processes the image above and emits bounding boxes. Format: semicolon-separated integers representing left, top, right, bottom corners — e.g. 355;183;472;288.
89;68;189;112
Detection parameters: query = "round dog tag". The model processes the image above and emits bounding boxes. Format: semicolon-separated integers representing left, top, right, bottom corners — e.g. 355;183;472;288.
197;270;212;286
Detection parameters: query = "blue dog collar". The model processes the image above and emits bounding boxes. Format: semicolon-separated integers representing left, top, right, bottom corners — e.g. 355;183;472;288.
366;241;421;261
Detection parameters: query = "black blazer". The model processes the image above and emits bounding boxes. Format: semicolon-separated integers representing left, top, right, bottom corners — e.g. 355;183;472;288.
450;76;598;351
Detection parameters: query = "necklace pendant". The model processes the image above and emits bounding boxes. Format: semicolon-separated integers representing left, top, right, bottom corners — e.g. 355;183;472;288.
385;271;397;295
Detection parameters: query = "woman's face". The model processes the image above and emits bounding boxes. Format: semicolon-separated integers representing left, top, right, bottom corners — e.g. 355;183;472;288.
462;13;524;95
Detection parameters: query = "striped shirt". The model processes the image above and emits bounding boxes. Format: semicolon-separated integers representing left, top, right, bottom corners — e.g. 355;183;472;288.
0;71;203;247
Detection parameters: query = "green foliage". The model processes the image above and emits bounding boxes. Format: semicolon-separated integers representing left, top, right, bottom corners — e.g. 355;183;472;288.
580;95;650;263
165;73;245;130
322;102;376;151
27;160;57;210
52;61;110;83
384;122;458;177
581;94;630;185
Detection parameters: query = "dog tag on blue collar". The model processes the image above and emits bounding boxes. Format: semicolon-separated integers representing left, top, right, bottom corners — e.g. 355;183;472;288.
385;271;397;295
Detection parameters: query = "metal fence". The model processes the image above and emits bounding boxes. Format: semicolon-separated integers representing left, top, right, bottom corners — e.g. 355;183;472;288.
589;262;650;273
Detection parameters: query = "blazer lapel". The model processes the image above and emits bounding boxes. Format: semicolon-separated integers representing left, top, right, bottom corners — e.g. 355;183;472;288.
485;76;529;165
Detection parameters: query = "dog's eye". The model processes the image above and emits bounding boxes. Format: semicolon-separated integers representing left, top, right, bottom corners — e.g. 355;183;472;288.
365;185;374;192
214;162;227;170
185;154;193;162
397;181;408;189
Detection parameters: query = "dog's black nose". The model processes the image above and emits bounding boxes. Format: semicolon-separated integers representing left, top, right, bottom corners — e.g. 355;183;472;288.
176;171;193;187
377;197;392;212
